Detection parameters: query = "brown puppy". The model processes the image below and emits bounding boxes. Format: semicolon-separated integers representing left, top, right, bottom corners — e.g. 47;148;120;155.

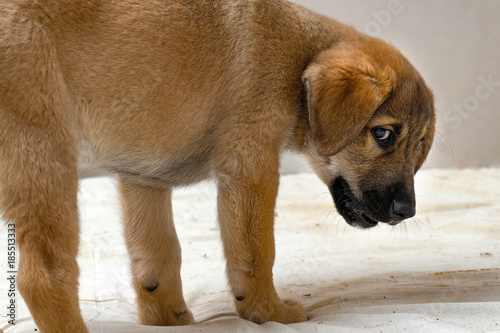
0;0;435;332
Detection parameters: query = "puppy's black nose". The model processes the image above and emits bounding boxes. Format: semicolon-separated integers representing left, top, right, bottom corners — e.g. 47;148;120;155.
391;200;415;220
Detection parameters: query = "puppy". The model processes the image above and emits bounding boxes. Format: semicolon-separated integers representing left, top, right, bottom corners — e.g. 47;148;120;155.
0;0;435;332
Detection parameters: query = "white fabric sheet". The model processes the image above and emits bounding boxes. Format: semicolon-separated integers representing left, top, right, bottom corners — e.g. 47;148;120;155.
2;168;500;332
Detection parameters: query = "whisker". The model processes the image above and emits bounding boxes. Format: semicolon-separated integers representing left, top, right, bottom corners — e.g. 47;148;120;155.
434;131;454;161
414;217;422;231
307;191;330;209
283;161;314;174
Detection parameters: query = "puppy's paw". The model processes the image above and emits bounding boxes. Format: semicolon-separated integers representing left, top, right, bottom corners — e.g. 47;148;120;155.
279;298;309;324
139;307;194;326
236;296;308;324
172;309;195;326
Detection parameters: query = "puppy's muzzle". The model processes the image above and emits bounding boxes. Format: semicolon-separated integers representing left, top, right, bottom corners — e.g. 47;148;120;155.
330;178;415;229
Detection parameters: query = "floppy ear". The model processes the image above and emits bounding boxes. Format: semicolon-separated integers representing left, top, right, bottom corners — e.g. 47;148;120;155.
303;46;396;156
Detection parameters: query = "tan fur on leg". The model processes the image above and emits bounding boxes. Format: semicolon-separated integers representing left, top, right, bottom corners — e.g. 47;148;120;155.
119;179;193;326
0;12;86;332
216;156;308;324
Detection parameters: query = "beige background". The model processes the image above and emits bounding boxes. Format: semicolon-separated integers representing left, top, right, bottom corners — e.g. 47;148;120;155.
282;0;500;171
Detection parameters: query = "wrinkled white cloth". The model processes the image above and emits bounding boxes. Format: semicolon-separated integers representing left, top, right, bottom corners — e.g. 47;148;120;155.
2;168;500;332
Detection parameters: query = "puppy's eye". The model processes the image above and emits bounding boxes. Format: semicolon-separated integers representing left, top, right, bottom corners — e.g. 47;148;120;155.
372;127;394;148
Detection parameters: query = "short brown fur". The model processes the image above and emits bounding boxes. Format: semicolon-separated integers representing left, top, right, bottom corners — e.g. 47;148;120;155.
0;0;435;332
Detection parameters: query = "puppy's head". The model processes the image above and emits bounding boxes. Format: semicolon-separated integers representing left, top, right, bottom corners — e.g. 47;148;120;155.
303;39;435;229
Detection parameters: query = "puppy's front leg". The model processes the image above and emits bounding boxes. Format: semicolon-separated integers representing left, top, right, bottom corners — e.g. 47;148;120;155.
217;167;308;324
119;179;194;326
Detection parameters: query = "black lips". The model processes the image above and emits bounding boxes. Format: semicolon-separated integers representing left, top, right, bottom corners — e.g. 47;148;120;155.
329;178;379;228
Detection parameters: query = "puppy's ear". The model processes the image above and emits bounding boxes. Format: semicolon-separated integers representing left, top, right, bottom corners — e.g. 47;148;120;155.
303;46;396;156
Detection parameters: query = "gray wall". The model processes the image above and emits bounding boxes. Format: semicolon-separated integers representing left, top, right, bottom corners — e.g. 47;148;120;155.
284;0;500;171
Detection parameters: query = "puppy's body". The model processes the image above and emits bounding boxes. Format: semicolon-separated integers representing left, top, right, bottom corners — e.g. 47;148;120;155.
0;1;435;332
63;0;347;186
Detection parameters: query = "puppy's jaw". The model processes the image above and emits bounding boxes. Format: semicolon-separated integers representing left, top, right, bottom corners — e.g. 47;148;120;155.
329;177;379;229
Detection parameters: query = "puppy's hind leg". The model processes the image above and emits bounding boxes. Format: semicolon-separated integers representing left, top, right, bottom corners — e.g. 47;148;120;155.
0;21;86;333
119;179;194;326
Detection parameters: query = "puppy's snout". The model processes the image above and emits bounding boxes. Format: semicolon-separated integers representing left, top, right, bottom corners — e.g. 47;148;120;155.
391;199;416;222
362;181;415;225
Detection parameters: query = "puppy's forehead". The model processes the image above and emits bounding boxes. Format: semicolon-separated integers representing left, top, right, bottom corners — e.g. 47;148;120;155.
379;73;434;126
